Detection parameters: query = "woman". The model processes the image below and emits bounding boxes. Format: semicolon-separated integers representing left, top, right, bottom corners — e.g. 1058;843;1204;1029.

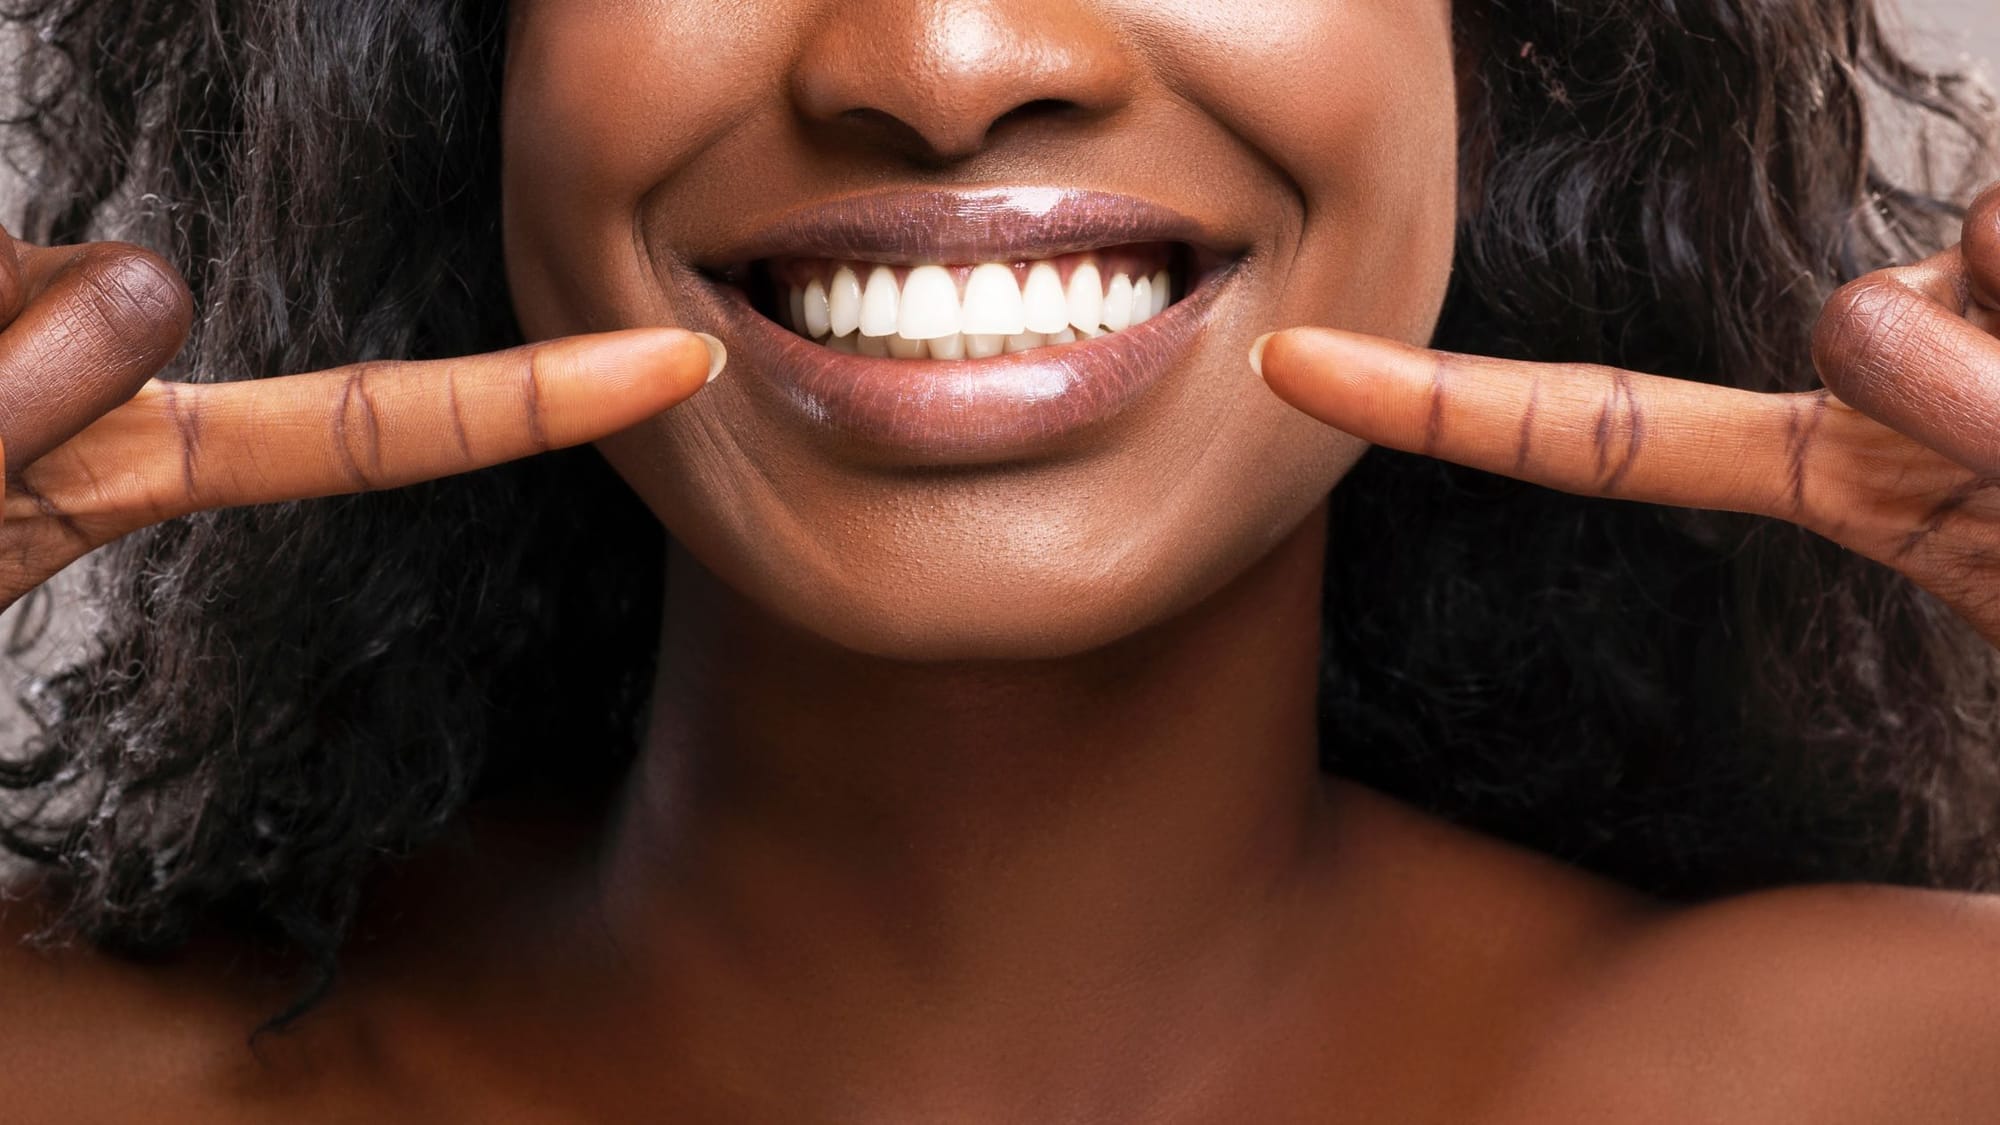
1;0;1998;1118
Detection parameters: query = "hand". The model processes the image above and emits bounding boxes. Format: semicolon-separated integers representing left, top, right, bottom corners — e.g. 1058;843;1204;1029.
1253;182;2000;648
0;227;722;615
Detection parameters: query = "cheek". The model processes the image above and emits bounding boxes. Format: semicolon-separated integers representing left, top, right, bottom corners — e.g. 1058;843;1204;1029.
501;2;773;339
1139;0;1460;343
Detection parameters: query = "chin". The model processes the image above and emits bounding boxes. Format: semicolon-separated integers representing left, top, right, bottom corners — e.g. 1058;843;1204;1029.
658;462;1344;667
772;563;1206;664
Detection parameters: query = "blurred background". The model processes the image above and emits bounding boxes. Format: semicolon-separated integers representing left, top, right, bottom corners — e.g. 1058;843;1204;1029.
0;1;1990;750
1930;0;1998;64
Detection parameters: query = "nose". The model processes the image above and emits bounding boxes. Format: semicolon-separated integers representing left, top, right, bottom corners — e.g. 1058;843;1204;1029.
790;0;1137;164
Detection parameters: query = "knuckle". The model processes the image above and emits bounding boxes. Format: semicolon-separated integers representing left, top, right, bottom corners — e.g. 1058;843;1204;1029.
72;244;194;368
1819;274;1906;334
1811;275;1920;401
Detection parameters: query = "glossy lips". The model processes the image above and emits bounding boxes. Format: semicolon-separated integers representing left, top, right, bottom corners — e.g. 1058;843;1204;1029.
695;188;1236;462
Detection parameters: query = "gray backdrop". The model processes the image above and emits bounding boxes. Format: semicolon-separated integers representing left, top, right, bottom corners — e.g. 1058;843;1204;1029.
0;2;1993;747
1924;0;1998;70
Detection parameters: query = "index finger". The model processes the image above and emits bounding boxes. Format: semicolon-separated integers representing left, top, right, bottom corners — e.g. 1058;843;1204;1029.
1253;327;1833;521
39;327;723;529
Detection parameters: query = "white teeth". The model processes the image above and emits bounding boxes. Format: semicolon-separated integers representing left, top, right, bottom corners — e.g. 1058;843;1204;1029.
898;265;961;340
965;332;1007;359
803;279;831;338
859;266;900;337
1066;262;1103;335
1021;263;1070;335
784;255;1181;359
828;267;863;337
961;263;1028;336
1102;273;1134;332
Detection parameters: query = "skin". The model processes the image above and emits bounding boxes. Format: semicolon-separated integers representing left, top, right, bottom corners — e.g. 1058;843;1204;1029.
2;1;2000;1121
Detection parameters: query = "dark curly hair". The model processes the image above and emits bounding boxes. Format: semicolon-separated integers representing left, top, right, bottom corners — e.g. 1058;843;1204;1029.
0;0;1994;1022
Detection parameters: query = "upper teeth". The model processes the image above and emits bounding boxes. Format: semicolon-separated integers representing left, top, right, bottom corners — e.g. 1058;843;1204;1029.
778;256;1174;360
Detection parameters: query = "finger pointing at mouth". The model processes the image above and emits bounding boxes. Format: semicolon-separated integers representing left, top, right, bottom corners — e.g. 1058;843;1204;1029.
1250;327;1821;520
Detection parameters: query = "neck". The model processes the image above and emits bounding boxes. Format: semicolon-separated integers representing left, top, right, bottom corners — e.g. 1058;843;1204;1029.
595;506;1332;1111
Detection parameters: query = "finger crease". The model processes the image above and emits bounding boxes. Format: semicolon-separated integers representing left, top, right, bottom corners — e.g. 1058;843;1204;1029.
1515;373;1541;475
10;477;88;545
1784;392;1828;519
1424;356;1449;457
334;368;381;491
522;352;552;454
160;382;202;501
1896;475;2000;561
446;374;473;461
1596;370;1646;494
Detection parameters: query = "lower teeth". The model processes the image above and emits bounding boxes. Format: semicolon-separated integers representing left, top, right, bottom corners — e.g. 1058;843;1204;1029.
819;326;1102;360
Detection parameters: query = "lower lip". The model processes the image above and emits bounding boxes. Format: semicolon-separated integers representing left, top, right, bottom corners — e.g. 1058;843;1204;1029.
700;266;1230;463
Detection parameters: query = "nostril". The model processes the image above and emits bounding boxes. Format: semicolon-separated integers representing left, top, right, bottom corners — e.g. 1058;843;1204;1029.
831;98;1087;166
832;107;938;157
992;98;1080;133
832;106;980;164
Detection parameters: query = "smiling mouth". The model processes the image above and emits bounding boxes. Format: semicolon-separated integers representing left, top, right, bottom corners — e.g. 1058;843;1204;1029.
685;187;1241;462
740;243;1192;360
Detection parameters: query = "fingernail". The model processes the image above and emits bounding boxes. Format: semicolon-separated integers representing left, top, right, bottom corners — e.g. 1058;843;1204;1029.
694;332;727;382
1248;332;1276;379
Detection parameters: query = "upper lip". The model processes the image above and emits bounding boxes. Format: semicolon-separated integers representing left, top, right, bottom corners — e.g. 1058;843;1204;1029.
697;186;1236;270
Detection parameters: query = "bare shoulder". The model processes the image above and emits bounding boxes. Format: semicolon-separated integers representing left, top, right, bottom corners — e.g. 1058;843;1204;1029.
0;883;324;1122
1504;883;2000;1123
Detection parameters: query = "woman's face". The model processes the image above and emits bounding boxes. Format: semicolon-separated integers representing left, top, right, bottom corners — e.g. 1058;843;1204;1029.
501;1;1459;660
